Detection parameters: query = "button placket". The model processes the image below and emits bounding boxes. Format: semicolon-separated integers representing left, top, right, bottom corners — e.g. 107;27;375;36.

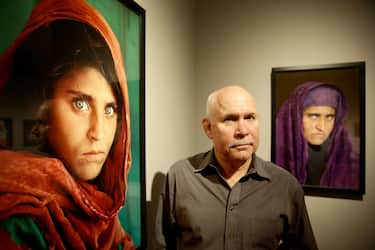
224;184;242;250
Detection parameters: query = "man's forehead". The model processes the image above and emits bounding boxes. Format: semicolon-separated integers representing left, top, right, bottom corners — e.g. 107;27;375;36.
206;86;257;118
218;92;255;108
214;99;257;118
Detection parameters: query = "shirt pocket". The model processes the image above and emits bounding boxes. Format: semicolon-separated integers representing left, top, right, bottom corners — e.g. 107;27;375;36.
242;216;284;249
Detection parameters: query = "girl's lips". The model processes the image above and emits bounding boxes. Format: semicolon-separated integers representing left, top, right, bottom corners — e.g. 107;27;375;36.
81;151;105;162
83;150;104;155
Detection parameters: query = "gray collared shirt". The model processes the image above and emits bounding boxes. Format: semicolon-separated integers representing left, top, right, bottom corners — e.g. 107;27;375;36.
154;150;318;250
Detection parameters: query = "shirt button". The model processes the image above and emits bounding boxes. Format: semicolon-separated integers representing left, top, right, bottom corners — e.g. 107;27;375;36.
230;203;238;210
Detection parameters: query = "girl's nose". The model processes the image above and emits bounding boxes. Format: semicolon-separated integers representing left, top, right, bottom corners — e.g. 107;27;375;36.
87;111;104;141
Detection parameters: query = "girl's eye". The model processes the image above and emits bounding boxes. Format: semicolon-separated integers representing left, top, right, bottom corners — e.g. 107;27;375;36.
307;114;318;120
73;98;89;111
104;104;117;116
326;115;335;121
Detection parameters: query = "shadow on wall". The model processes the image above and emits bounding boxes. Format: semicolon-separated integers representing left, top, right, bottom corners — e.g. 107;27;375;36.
146;172;166;250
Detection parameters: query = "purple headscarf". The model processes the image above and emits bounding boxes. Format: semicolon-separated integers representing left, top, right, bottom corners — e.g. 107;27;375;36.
275;81;359;189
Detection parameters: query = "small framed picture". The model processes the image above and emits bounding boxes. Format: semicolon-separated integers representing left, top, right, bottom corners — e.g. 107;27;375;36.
0;118;13;148
23;119;39;147
271;62;365;199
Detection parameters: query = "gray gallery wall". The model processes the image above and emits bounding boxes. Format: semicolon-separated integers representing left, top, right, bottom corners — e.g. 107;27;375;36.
136;0;375;249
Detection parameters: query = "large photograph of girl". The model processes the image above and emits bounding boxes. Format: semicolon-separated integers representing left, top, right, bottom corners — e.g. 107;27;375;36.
0;0;145;248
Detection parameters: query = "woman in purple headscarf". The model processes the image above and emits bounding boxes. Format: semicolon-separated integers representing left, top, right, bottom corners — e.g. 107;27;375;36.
275;81;359;189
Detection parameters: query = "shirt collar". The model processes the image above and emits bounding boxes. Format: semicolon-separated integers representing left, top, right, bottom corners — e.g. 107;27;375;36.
194;149;271;181
194;150;215;172
249;155;272;180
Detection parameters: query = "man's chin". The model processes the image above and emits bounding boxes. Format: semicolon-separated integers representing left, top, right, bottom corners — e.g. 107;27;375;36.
230;151;252;161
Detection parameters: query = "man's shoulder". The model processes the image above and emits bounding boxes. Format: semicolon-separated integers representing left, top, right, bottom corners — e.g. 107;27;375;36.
254;155;301;187
168;151;210;175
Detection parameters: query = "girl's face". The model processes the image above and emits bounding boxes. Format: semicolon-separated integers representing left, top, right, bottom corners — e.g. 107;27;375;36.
47;66;118;181
302;105;336;145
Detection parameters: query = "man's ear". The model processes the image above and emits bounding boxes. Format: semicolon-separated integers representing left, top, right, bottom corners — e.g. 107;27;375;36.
202;118;213;139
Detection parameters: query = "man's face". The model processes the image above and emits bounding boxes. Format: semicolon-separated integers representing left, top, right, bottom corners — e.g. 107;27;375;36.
203;88;259;165
47;67;118;181
302;106;336;145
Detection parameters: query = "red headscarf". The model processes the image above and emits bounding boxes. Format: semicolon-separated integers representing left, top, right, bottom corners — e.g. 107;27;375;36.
0;0;134;249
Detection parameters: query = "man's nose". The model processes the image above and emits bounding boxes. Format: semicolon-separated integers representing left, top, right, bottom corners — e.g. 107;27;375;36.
235;119;249;137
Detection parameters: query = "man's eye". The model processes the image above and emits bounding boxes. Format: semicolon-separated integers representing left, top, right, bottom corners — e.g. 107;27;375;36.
73;98;89;111
245;115;256;120
223;117;235;123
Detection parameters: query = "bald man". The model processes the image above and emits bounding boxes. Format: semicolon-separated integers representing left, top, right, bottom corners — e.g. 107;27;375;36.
154;86;317;250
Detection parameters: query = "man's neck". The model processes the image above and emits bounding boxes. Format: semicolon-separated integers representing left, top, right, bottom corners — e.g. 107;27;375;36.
216;155;252;188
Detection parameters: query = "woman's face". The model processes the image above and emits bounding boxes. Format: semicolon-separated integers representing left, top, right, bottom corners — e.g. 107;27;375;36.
47;66;118;181
302;105;336;145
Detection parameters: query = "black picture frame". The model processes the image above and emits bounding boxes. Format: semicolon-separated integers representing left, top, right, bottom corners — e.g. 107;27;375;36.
271;62;365;199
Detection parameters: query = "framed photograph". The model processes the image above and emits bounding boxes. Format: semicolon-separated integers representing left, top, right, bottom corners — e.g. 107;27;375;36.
23;119;39;147
0;118;12;148
271;62;365;199
0;0;146;248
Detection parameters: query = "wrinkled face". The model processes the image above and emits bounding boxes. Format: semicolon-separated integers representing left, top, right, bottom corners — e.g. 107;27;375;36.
203;88;259;165
302;106;336;145
47;67;118;181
